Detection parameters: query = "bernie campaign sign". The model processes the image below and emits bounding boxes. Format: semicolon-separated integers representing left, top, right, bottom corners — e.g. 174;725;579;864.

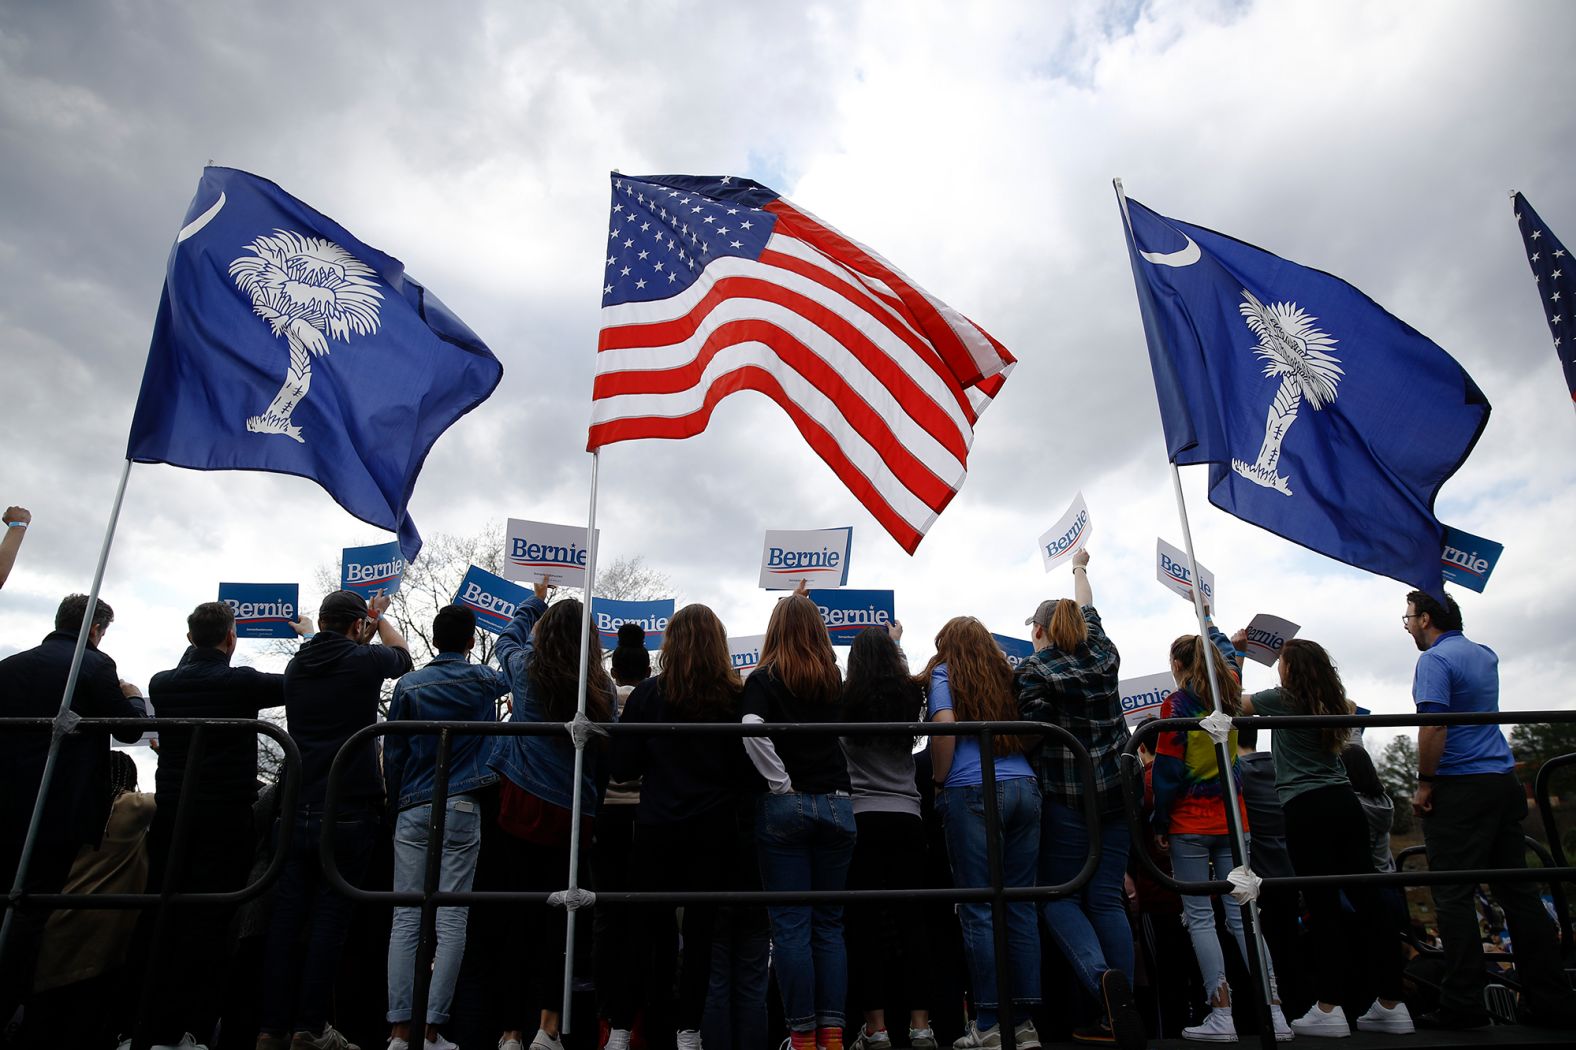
1156;537;1215;605
807;589;895;645
1037;492;1092;572
592;597;674;651
992;633;1036;670
219;582;299;639
1241;613;1300;666
728;634;765;677
453;564;532;635
1119;671;1176;727
759;527;853;589
1440;526;1503;594
341;540;406;599
504;517;599;588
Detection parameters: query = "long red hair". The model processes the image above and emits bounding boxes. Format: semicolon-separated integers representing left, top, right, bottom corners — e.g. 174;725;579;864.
919;616;1026;756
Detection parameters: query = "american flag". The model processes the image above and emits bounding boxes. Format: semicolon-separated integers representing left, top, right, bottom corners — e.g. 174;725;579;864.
1513;192;1575;411
587;173;1015;553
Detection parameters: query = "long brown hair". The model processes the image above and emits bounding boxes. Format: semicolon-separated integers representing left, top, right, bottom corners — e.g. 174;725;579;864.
758;594;841;705
528;598;614;723
920;616;1025;756
1278;638;1353;754
1169;634;1242;715
1045;598;1088;651
660;604;742;721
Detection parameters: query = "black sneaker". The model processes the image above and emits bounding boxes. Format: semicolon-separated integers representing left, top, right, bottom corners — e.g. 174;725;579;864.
1100;970;1146;1050
1415;1009;1491;1030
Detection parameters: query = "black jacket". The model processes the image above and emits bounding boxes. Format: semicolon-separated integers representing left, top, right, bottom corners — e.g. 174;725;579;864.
149;645;286;809
0;631;146;849
284;631;412;807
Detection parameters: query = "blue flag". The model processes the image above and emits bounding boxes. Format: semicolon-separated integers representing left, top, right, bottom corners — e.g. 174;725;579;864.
1119;192;1490;596
126;167;504;560
1512;193;1576;413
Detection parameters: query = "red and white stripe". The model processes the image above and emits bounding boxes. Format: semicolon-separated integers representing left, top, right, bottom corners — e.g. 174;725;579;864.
588;199;1015;553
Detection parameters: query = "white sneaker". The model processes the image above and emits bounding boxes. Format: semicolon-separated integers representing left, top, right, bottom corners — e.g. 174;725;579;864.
952;1022;1002;1049
1354;1001;1414;1035
528;1033;562;1050
425;1035;458;1050
604;1029;632;1050
386;1040;409;1050
909;1028;939;1050
1184;1007;1238;1042
1270;1005;1294;1041
1014;1019;1042;1049
1289;1005;1350;1038
498;1041;523;1050
153;1037;211;1050
851;1026;893;1050
675;1031;703;1050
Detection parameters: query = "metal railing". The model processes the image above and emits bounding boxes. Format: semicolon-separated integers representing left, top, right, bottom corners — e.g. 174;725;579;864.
5;709;1576;1049
320;718;1100;1049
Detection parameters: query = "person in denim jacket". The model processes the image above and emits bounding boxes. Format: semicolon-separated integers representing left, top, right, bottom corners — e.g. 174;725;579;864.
482;586;614;1050
383;604;509;1050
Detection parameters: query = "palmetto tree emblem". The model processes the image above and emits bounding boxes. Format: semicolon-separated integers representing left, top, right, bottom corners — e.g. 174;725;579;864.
229;230;383;443
1230;289;1343;496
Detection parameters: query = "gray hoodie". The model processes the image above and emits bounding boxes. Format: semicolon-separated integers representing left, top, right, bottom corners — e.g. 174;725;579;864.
1356;791;1396;873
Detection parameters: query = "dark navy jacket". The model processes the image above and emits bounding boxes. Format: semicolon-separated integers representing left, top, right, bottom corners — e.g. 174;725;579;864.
149;645;285;809
284;631;412;807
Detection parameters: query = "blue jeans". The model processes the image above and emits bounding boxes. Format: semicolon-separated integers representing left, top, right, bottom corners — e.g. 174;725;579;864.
702;906;770;1049
387;794;482;1025
258;805;379;1035
938;778;1042;1027
1170;832;1277;1003
1037;800;1132;999
756;792;857;1032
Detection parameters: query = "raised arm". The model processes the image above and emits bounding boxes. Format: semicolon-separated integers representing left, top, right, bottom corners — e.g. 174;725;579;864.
0;506;30;590
495;584;551;682
1072;548;1093;607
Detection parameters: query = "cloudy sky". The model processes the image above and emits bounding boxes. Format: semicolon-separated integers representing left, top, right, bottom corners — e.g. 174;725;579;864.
3;0;1574;774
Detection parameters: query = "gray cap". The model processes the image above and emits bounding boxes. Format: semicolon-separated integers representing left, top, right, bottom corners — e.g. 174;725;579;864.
1025;599;1057;627
319;589;369;622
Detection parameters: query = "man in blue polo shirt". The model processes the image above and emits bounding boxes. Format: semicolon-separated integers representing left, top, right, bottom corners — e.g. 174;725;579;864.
1405;589;1575;1030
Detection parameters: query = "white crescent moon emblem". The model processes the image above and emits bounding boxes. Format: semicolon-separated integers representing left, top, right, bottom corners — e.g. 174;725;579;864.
176;191;226;243
1140;232;1200;268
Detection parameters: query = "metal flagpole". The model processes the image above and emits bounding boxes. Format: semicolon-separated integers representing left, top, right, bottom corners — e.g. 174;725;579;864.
1170;461;1278;1048
0;458;134;962
559;448;601;1029
1112;176;1277;1047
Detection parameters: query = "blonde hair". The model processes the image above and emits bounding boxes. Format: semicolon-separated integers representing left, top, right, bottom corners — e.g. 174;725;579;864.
1045;598;1088;651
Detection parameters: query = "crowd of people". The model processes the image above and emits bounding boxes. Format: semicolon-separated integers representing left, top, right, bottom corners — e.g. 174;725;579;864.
2;546;1574;1050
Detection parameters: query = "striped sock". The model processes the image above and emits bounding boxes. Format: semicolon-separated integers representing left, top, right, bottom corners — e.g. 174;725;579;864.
790;1031;817;1050
818;1028;844;1050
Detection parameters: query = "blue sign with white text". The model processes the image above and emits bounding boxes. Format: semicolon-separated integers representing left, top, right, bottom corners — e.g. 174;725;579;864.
592;597;675;651
807;589;895;645
341;540;406;599
1440;526;1503;594
218;582;299;639
452;564;531;635
991;633;1036;670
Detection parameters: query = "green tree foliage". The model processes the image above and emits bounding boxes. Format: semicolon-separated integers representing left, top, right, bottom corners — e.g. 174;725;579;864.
1377;735;1419;835
1509;722;1576;796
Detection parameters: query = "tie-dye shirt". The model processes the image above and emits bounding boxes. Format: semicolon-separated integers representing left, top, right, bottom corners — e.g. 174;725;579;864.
1151;686;1249;836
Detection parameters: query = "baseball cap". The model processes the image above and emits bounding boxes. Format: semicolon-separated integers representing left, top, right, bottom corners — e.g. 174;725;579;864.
319;589;370;622
1025;600;1057;628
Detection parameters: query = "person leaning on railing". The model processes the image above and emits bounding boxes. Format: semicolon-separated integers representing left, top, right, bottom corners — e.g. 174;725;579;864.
925;615;1042;1050
1013;550;1143;1050
1238;638;1412;1038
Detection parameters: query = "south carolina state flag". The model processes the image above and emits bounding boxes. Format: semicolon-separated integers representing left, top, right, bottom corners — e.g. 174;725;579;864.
1119;190;1490;596
127;167;503;560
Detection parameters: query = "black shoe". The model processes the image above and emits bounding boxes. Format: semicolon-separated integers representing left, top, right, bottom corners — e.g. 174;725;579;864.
1415;1009;1491;1030
1070;1021;1114;1044
1100;970;1146;1050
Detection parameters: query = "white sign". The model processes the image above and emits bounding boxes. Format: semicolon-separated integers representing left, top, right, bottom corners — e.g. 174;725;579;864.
1156;537;1215;605
1241;613;1300;666
1037;491;1092;572
728;634;765;678
759;527;853;590
1119;671;1177;727
503;518;601;588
